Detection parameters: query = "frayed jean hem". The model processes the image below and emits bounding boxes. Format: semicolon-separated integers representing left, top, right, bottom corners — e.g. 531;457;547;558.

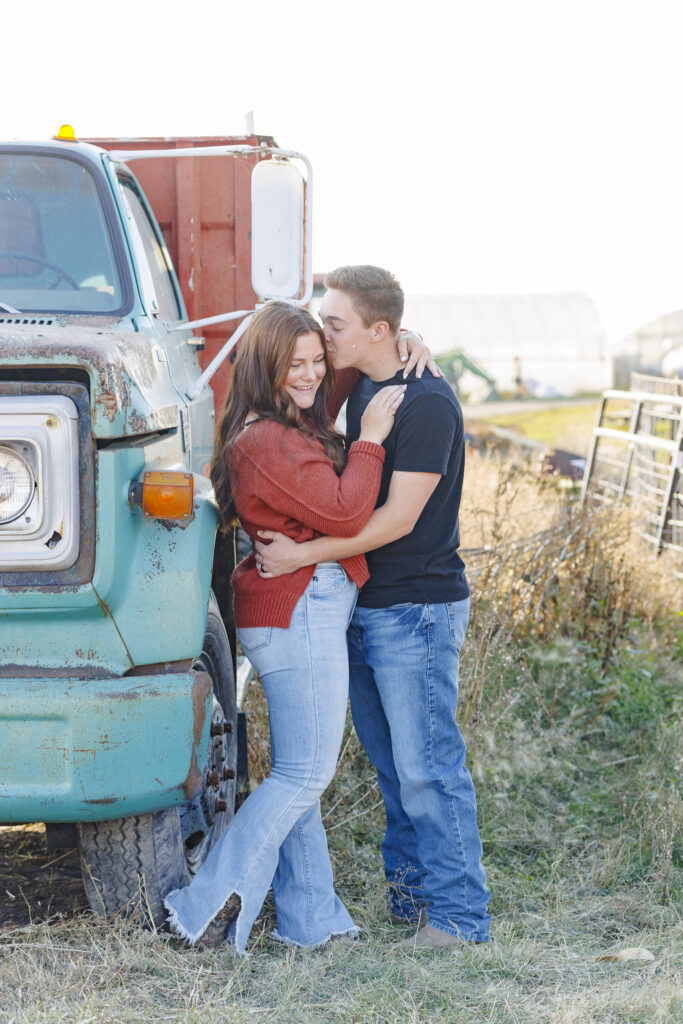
164;889;251;957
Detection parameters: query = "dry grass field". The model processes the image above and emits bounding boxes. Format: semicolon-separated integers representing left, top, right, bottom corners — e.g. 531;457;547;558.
1;450;681;1023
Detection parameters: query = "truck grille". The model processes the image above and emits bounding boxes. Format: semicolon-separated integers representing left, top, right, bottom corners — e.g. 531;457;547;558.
0;317;55;327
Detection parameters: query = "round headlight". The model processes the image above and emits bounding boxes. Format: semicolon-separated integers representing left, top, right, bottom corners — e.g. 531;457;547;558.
0;446;35;524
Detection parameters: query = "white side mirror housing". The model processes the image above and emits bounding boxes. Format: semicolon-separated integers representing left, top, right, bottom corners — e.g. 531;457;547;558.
251;159;304;300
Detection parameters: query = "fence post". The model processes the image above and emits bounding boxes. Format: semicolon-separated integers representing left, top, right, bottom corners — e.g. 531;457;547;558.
654;417;683;551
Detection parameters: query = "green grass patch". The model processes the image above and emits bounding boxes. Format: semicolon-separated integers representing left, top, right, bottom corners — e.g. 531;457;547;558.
483;403;599;454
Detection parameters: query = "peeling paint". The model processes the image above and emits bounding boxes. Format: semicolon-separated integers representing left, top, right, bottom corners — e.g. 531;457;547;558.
0;664;118;680
0;323;180;438
126;659;193;677
184;670;212;800
107;688;162;701
95;389;117;422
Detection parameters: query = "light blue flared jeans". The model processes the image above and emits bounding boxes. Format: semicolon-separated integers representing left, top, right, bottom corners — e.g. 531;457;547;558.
164;563;358;954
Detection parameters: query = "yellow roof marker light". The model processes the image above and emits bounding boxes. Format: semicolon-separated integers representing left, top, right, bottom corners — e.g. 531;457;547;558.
54;124;77;142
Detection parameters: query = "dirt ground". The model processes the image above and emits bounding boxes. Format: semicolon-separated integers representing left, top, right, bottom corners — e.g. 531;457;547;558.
0;824;86;929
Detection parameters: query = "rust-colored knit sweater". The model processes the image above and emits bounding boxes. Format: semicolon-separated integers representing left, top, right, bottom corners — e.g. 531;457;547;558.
230;417;384;628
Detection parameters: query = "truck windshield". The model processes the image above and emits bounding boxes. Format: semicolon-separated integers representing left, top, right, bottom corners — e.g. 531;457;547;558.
0;151;124;314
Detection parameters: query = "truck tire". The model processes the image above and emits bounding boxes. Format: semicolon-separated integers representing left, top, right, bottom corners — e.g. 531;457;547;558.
78;593;237;928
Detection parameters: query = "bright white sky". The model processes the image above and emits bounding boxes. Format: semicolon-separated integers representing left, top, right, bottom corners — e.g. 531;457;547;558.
4;0;683;346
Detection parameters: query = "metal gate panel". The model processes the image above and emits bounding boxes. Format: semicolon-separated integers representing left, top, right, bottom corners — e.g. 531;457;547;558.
581;376;683;575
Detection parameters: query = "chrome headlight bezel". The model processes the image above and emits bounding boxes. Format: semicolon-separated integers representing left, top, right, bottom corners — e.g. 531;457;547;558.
0;444;36;524
0;395;80;571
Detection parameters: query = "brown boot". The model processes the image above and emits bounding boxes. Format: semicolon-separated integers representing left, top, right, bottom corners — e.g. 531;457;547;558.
194;893;241;950
392;924;468;949
390;911;427;927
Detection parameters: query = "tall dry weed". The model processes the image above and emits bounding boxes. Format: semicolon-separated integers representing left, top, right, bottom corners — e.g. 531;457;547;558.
458;451;681;727
457;451;682;905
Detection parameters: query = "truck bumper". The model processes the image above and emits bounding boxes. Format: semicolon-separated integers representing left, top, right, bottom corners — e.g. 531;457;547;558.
0;671;213;824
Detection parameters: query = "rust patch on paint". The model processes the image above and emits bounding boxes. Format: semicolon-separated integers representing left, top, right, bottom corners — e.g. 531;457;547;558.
105;687;162;701
95;388;117;422
125;659;193;677
0;664;118;680
0;324;178;436
184;670;211;800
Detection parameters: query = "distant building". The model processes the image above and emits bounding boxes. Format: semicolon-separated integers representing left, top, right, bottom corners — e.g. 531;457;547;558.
612;309;683;387
402;292;611;396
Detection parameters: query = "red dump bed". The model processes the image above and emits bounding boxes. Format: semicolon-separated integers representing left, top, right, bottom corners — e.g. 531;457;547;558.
87;135;273;409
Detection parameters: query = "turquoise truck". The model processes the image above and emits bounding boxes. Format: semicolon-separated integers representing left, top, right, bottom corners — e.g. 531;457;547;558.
0;127;311;925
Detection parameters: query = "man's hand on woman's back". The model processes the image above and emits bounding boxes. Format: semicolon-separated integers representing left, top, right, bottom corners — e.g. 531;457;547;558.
397;330;444;379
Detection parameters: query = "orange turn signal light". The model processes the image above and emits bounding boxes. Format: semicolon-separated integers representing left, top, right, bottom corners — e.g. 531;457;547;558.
142;471;194;520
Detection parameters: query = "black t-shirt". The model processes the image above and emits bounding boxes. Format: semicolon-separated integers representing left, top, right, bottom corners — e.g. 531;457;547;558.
345;368;470;608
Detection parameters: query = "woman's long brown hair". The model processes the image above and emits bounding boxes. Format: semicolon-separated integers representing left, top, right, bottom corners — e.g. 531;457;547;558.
209;301;346;530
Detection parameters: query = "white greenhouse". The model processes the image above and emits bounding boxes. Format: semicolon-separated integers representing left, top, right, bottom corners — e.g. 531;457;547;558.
402;292;612;397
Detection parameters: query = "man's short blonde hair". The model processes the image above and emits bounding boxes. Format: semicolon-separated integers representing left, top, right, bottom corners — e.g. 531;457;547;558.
324;265;404;335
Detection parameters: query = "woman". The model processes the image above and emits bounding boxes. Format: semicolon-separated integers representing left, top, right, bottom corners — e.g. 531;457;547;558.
164;301;405;953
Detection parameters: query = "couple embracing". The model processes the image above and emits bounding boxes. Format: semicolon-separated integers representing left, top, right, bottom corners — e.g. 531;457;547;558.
164;265;491;953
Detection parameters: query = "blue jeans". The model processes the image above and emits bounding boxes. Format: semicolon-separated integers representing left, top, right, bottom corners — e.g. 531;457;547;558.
164;563;358;953
348;599;491;941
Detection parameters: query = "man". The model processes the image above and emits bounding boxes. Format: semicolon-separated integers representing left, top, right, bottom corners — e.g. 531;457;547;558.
255;266;491;947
